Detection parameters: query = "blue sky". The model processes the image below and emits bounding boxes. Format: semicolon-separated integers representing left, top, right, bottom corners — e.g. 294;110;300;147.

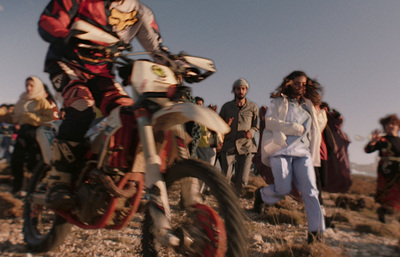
0;0;399;166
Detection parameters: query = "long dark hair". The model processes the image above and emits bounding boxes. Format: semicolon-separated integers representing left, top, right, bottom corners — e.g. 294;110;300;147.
271;70;323;106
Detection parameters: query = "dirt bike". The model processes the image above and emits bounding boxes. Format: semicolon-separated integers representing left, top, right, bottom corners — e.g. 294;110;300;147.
23;20;248;257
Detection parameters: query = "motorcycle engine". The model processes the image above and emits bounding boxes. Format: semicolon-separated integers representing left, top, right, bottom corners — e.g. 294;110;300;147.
75;181;110;225
74;173;131;226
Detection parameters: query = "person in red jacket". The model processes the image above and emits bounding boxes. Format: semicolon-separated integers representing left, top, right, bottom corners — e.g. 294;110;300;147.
38;0;179;210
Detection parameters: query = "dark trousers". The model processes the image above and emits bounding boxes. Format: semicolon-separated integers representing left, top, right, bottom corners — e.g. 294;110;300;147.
11;125;40;192
220;151;253;194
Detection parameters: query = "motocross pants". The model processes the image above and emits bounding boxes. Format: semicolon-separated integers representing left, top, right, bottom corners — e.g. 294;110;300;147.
47;62;176;244
46;62;135;199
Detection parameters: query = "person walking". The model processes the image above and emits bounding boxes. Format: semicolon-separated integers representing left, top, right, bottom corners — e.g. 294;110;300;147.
364;114;400;223
219;78;259;195
254;70;326;243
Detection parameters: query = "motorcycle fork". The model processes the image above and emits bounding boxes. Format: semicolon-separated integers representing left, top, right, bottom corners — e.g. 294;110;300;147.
167;126;203;209
134;109;179;247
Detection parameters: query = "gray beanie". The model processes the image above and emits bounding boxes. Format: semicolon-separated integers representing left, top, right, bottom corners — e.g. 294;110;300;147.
232;78;249;89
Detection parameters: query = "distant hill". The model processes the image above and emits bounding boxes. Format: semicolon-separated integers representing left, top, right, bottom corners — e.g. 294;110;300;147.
350;162;377;177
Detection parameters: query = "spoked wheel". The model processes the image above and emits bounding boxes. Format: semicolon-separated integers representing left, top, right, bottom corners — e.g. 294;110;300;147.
141;159;248;257
23;162;72;252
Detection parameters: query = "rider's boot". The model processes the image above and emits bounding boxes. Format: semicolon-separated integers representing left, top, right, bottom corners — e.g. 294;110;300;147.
46;139;86;210
148;180;180;248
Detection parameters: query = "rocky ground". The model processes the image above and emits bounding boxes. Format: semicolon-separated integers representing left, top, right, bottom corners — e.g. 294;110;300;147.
0;162;399;257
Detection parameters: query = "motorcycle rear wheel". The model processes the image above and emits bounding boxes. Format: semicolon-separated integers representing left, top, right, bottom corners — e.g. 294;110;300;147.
141;159;248;257
23;162;72;252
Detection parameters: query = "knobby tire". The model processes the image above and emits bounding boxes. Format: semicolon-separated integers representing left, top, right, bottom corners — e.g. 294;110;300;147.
141;159;248;257
23;161;72;252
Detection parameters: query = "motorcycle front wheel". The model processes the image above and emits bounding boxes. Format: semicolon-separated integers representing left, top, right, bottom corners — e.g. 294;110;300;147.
141;159;248;257
23;161;72;252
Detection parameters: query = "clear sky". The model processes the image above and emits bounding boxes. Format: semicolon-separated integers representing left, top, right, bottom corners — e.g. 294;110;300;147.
0;0;399;167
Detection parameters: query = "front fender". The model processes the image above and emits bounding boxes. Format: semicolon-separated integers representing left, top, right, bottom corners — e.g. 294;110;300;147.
151;103;230;134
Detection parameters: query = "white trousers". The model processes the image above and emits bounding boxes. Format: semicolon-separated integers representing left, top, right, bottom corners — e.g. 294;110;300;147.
260;155;325;232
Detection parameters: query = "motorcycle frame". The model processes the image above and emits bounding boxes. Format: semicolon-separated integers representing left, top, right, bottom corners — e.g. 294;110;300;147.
33;57;229;240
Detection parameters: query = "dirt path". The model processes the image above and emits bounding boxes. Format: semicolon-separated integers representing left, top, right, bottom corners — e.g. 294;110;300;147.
0;167;399;257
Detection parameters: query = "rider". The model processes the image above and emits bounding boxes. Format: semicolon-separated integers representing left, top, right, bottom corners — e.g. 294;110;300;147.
38;0;183;218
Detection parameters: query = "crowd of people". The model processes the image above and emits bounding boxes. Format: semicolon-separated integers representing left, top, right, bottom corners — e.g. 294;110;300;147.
194;72;398;244
1;72;398;244
0;0;398;248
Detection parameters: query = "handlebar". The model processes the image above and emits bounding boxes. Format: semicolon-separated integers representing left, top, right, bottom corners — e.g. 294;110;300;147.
117;51;215;86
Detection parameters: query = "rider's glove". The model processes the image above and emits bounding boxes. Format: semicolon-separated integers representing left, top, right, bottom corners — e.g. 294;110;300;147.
183;67;201;84
173;59;190;72
50;37;82;65
118;62;134;87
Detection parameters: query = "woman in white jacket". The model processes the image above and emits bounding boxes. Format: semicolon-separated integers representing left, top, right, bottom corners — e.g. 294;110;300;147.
253;70;326;243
